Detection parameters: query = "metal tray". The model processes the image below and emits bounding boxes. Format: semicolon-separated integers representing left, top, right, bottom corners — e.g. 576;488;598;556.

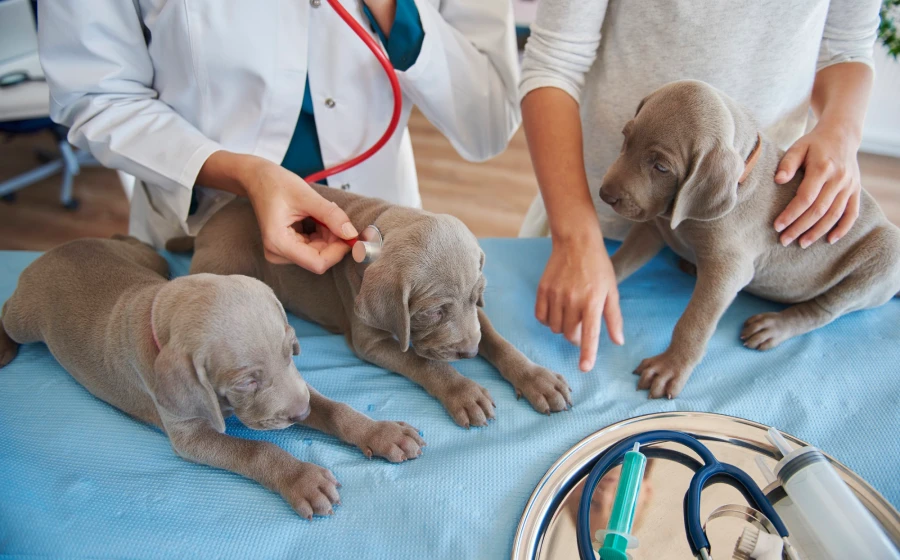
512;412;900;559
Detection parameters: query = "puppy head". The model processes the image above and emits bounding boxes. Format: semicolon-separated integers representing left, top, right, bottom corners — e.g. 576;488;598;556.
599;80;747;229
150;274;310;432
355;210;485;361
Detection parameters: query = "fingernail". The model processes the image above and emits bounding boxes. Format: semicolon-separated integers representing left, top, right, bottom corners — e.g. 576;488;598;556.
829;236;838;245
776;171;786;181
799;239;811;249
774;222;785;233
342;223;358;238
781;237;793;247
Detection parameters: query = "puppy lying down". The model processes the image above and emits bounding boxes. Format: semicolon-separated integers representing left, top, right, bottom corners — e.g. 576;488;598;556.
177;187;572;427
0;236;424;519
600;80;900;399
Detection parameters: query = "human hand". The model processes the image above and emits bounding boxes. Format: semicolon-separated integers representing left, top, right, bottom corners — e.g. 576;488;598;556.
774;121;862;248
240;159;357;274
536;233;624;372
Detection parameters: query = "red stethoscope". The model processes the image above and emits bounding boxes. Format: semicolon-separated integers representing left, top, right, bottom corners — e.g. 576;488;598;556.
306;0;400;263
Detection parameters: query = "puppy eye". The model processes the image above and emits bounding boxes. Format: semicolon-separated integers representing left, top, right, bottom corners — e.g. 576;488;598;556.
234;378;258;392
422;308;444;323
653;162;669;173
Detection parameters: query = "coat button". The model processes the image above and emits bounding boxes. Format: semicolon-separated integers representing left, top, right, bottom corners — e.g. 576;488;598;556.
310;0;321;7
340;183;350;190
324;98;336;108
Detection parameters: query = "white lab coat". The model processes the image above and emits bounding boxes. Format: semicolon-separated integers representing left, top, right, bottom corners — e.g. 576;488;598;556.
37;0;521;247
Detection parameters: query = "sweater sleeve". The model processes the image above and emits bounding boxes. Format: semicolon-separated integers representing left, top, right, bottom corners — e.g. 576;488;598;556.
519;0;610;104
816;0;881;71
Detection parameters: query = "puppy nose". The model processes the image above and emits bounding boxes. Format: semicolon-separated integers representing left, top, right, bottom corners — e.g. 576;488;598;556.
599;186;621;206
289;405;311;424
456;347;479;360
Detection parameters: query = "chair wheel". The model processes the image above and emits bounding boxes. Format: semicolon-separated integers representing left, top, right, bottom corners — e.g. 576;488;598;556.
1;193;16;203
62;198;80;211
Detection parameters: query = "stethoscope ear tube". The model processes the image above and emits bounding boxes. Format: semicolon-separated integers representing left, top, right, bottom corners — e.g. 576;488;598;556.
576;430;789;560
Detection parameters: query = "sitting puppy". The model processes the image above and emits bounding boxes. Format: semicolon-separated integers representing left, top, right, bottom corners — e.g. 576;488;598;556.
177;190;572;428
599;80;900;399
0;236;424;519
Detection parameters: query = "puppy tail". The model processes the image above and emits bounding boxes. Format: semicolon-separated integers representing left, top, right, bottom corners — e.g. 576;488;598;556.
165;236;195;253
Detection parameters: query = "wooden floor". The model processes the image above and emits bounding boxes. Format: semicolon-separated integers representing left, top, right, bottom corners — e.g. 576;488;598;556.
1;110;898;250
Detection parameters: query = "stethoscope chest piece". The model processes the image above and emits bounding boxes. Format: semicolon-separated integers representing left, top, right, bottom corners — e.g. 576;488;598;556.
352;224;383;264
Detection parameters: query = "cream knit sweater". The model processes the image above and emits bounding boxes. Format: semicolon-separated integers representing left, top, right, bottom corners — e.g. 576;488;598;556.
518;0;881;240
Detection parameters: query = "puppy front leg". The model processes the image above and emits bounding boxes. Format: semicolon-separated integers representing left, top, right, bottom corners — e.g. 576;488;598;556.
635;261;752;399
351;329;495;428
611;223;666;283
299;388;425;462
477;309;572;414
166;421;340;519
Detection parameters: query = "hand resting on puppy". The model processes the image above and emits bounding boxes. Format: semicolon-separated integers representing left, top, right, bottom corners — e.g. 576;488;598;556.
600;80;900;399
0;236;424;519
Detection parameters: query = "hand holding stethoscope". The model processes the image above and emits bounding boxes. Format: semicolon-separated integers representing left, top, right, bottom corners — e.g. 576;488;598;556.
197;0;398;274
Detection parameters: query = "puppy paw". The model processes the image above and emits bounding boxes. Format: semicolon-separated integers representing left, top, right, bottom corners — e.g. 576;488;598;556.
509;365;572;415
0;327;19;368
741;313;793;350
356;420;426;463
278;462;341;520
437;377;495;428
633;352;694;399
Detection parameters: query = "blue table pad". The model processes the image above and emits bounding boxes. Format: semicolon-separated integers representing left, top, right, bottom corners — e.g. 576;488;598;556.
0;238;897;559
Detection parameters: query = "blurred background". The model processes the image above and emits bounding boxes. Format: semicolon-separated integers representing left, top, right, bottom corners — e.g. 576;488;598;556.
0;0;897;250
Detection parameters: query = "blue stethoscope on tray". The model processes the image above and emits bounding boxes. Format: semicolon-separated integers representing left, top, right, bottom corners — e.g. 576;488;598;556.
576;430;792;560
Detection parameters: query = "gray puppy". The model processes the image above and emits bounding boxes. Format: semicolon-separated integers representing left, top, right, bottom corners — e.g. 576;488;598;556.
0;236;425;519
600;80;900;399
178;188;572;427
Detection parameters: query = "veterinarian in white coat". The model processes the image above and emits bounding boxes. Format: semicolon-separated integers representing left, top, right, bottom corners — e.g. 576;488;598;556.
38;0;520;273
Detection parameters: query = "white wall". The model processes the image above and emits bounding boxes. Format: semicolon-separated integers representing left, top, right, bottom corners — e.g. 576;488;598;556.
861;45;900;157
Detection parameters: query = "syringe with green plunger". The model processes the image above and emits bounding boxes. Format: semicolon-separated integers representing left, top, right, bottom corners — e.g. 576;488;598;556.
596;442;646;560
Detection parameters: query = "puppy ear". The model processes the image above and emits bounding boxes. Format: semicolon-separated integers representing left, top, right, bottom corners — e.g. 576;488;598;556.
151;345;226;433
634;95;649;117
354;261;411;351
287;325;301;356
476;251;487;307
670;143;744;229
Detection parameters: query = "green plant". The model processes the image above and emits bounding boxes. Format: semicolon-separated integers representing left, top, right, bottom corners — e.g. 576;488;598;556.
880;0;900;58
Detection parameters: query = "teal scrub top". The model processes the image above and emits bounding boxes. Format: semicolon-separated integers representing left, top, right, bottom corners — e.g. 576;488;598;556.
280;0;425;182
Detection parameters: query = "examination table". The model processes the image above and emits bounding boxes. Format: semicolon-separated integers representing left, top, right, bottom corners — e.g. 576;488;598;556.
1;239;897;558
